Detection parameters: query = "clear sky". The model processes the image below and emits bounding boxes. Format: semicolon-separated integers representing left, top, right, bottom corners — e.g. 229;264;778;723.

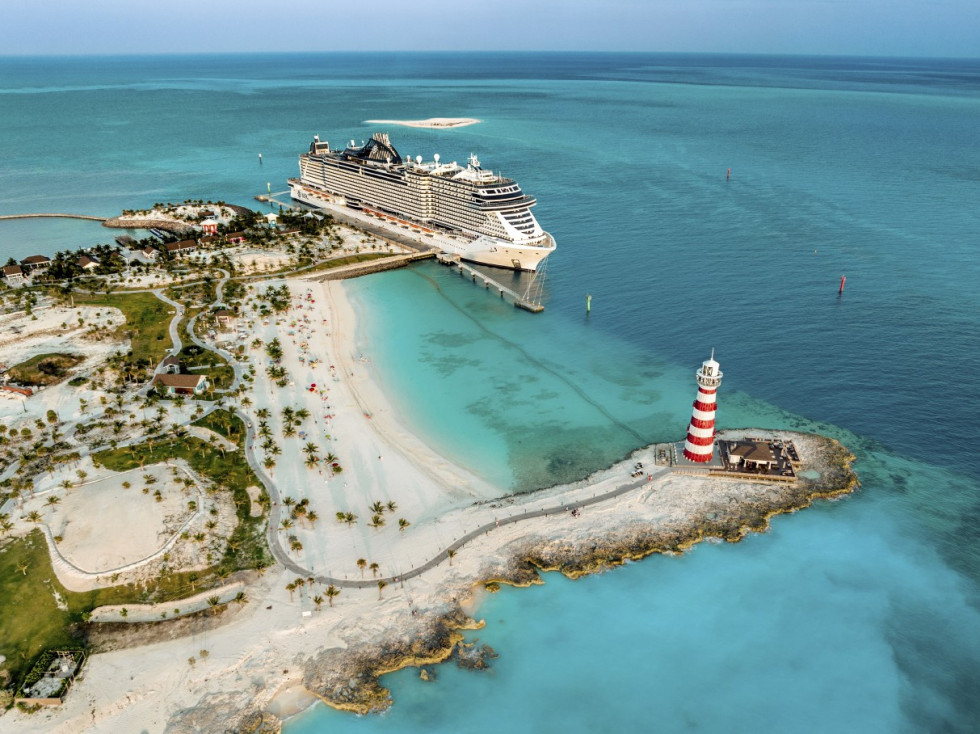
2;0;978;57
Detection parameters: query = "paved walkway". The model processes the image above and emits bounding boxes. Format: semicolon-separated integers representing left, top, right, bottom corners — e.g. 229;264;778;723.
236;396;668;589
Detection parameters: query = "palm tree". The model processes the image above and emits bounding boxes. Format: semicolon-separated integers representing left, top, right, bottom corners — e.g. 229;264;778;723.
398;518;410;532
15;561;29;576
369;514;385;530
283;496;296;509
304;455;318;470
370;500;385;515
286;581;297;601
335;511;347;523
369;562;380;578
344;512;357;526
325;585;340;607
256;408;269;420
313;595;324;612
280;518;294;531
386;500;398;513
306;510;319;528
46;496;61;506
234;591;249;606
448;549;457;566
26;510;42;524
357;558;367;578
263;457;276;471
206;595;221;615
377;580;387;600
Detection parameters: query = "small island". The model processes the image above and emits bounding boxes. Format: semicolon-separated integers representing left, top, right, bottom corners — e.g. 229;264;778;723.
0;199;858;731
363;117;482;128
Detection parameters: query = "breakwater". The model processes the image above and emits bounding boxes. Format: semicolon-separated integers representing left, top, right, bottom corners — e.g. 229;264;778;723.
305;252;435;281
0;213;106;222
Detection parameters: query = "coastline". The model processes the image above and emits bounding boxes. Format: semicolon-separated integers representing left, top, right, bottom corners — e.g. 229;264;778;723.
2;279;858;733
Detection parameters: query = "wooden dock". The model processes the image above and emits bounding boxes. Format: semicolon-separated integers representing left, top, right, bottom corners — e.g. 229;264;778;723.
436;254;545;312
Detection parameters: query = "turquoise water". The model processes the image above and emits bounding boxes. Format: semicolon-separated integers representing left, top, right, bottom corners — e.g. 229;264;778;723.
1;54;978;732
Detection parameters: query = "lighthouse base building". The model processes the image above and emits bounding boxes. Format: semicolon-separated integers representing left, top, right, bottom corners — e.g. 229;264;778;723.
664;351;800;481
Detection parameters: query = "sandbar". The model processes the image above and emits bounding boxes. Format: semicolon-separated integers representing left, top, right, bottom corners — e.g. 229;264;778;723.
364;117;482;128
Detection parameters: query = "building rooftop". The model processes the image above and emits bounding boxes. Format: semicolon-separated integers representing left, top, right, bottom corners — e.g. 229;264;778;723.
153;373;206;389
727;442;777;463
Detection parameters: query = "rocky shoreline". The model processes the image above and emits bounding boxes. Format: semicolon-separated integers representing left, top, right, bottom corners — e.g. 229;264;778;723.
270;431;857;721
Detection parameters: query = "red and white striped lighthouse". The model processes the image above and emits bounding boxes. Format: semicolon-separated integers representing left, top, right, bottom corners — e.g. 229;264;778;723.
683;350;723;463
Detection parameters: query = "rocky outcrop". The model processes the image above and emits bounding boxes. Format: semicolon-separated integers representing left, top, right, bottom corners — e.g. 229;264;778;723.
166;690;281;734
102;216;195;235
495;432;858;584
301;607;484;714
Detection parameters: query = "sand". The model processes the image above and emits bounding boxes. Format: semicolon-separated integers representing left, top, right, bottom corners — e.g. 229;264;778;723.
0;304;128;438
0;280;856;733
364;118;482;128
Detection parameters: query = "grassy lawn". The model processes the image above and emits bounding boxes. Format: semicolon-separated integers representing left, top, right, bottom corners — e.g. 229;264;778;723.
0;530;229;689
193;408;246;446
72;291;174;365
6;353;83;386
0;533;78;686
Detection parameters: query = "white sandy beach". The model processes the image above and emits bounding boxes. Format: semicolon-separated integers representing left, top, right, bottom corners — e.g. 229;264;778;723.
364;117;481;128
1;279;849;733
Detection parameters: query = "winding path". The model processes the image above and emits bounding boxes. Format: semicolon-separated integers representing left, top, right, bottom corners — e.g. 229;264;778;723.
31;268;665;594
235;396;669;589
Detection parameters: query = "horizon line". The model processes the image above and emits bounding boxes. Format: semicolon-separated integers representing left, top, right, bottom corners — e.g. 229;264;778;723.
1;50;978;62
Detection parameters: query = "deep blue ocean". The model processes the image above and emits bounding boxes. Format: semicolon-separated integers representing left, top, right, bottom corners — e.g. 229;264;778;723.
1;53;978;732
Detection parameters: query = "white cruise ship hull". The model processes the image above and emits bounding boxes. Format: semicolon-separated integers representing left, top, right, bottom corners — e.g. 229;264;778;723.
289;182;555;271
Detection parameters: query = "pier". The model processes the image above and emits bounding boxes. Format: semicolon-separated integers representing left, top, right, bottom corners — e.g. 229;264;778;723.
305;252;435;281
257;190;545;312
436;253;545;312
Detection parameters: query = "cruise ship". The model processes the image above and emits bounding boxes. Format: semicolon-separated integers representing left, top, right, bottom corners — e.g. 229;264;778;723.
289;132;556;271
